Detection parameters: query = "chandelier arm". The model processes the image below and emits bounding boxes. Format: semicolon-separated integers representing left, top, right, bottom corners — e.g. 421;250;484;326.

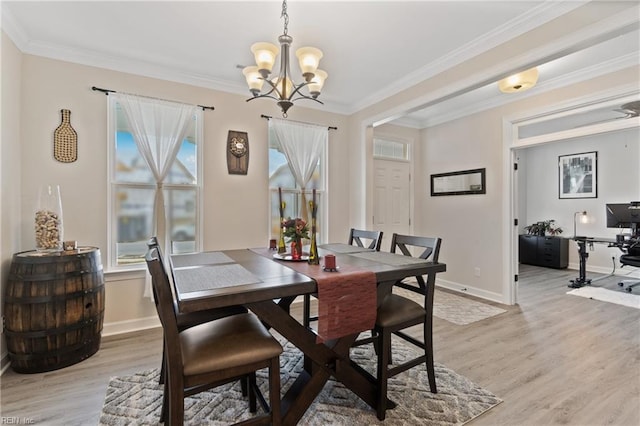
259;78;285;99
246;93;282;103
290;95;324;105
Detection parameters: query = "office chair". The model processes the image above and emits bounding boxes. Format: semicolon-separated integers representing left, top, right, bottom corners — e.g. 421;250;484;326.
618;240;640;293
302;228;383;328
146;246;282;425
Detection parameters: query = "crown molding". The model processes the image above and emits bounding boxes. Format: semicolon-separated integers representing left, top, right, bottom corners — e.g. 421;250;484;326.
417;52;639;129
348;0;589;114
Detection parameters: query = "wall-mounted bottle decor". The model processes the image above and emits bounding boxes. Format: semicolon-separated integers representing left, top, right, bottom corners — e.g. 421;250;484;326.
53;109;78;163
227;130;249;175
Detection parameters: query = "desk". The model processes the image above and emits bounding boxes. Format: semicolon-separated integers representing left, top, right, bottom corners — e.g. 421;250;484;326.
568;236;617;288
171;246;446;425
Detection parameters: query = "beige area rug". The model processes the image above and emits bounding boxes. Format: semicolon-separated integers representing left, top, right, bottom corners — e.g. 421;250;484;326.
567;286;640;309
99;339;502;425
397;285;507;325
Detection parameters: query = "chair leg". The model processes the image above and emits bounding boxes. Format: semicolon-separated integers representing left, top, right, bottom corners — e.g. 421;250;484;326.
241;375;248;397
160;371;168;423
168;376;184;426
376;329;391;421
159;334;166;385
248;373;257;413
424;320;437;393
269;357;282;425
303;295;311;328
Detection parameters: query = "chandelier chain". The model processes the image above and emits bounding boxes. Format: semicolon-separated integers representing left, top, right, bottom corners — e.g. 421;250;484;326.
281;0;289;35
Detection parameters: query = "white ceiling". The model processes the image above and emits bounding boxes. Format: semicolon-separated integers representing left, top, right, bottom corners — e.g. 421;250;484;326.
2;1;639;127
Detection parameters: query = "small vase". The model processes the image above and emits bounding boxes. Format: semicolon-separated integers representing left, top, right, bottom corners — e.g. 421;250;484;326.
308;228;319;265
291;240;301;260
278;221;287;254
35;184;64;252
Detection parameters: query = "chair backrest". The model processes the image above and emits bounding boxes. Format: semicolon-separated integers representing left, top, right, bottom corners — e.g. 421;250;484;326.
623;239;640;262
145;246;181;352
390;233;442;292
349;228;384;251
390;233;441;262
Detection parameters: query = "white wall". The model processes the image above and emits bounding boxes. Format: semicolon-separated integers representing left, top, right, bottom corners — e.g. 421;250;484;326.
520;128;640;272
1;32;23;371
5;49;351;338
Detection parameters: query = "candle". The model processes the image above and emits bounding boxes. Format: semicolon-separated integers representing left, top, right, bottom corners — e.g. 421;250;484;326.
324;254;336;270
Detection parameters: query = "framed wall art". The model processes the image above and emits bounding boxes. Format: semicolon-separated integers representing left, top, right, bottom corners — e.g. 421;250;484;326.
558;151;597;199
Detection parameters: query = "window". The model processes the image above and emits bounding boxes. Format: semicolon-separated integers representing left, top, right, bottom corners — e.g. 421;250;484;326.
108;96;202;269
268;122;328;243
373;137;409;161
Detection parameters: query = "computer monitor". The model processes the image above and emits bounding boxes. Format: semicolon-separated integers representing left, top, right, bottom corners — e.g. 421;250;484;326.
606;202;640;237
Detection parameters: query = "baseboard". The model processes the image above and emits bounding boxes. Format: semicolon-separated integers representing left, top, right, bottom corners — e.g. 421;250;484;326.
102;316;161;337
1;351;10;376
435;278;505;304
567;262;640;279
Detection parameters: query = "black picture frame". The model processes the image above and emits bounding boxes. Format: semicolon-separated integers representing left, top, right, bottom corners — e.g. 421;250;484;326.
558;151;597;199
430;168;486;196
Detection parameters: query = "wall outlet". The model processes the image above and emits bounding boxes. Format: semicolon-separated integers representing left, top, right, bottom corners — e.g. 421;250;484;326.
474;267;481;277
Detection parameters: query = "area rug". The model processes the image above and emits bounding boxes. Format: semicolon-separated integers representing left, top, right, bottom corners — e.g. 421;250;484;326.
396;286;507;325
99;340;502;425
567;286;640;309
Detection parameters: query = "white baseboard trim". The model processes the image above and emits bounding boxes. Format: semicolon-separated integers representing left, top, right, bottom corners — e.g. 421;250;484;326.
1;351;10;376
567;263;640;279
435;279;505;304
102;316;161;337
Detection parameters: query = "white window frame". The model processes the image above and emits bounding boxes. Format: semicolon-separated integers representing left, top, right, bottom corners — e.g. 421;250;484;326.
268;129;329;244
106;96;203;271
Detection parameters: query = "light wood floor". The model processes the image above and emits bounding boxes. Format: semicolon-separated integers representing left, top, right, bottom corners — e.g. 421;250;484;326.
1;265;639;425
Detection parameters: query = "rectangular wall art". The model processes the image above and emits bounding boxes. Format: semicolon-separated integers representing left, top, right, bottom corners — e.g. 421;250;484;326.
558;151;597;199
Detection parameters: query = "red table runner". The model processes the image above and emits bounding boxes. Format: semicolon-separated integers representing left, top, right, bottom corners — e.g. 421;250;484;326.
251;248;377;343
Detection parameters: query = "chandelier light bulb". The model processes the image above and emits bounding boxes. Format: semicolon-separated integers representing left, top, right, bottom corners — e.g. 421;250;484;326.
308;69;328;97
296;47;323;80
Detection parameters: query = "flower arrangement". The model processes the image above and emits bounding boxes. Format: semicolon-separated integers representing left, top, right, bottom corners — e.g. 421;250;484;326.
282;218;310;242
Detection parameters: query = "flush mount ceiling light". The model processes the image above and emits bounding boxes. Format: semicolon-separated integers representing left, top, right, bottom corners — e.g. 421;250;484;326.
498;67;539;93
242;0;328;117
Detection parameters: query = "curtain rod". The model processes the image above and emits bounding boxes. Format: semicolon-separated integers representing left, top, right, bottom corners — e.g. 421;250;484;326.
91;86;215;111
260;114;337;130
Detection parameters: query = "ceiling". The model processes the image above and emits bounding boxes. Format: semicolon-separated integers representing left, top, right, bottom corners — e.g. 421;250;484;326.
2;1;639;128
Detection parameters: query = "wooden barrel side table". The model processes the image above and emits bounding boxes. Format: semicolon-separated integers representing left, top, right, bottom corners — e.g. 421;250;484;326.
4;247;105;373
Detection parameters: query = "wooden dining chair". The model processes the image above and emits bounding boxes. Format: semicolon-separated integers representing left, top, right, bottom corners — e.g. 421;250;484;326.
348;228;384;250
147;237;248;386
370;233;442;420
146;246;283;425
302;228;383;328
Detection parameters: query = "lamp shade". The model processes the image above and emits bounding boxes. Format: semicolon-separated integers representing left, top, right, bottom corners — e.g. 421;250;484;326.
498;67;539;93
251;42;279;75
243;66;264;93
296;46;323;77
307;69;328;97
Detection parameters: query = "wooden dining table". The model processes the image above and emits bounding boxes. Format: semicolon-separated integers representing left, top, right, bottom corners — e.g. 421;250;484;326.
170;243;447;425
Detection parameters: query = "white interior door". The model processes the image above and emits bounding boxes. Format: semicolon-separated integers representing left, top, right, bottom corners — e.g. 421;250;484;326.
373;159;411;247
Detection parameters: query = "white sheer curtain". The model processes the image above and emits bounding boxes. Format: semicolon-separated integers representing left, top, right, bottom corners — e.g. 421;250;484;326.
270;118;327;221
116;93;198;297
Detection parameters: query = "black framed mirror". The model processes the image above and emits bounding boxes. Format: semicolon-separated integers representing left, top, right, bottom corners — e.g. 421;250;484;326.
430;168;486;196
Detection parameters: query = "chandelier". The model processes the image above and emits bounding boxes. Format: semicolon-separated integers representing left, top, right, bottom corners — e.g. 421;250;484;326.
242;0;328;117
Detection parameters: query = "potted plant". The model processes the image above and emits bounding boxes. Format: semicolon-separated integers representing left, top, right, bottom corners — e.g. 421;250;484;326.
524;220;563;236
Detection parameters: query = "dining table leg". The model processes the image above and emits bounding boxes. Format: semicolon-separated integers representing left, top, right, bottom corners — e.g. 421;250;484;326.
246;300;380;425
